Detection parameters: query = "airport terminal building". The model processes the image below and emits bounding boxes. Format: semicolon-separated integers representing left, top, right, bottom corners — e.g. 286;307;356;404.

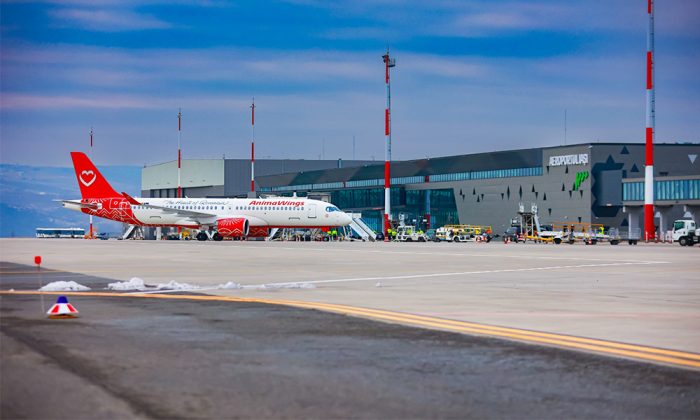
141;158;375;199
142;143;700;236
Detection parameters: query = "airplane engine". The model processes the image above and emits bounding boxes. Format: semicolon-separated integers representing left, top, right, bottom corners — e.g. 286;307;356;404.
216;218;249;237
247;227;269;238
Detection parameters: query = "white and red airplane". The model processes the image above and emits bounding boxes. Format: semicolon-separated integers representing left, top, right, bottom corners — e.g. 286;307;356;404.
61;152;351;240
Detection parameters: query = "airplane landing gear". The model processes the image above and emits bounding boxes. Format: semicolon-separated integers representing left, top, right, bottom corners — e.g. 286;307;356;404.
212;232;223;241
196;232;208;241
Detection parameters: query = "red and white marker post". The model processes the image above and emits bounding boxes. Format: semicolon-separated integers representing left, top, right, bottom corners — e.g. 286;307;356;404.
644;0;656;241
382;50;396;242
177;109;182;238
35;255;45;312
178;109;182;199
251;98;256;194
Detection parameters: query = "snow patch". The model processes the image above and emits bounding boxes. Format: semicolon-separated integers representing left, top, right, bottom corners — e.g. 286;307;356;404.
39;281;91;292
156;280;200;291
107;277;148;291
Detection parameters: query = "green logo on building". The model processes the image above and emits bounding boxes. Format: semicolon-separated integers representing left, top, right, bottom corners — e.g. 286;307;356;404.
573;171;589;191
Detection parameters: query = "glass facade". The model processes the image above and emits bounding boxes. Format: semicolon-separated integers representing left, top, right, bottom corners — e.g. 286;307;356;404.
431;167;541;182
257;165;542;232
622;182;644;201
428;189;459;228
330;187;396;209
623;179;700;201
346;179;382;188
316;187;458;232
260;166;543;193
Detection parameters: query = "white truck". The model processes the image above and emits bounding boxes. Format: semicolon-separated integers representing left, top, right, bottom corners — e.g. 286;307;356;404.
672;219;700;246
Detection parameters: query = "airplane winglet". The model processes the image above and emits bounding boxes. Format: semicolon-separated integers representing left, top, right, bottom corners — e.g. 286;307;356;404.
121;192;141;205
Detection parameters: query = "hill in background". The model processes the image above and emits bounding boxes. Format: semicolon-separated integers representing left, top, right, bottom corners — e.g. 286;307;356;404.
0;164;141;237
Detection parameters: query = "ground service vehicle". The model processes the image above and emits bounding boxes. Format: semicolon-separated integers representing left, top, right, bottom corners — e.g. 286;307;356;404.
436;226;454;241
673;220;700;246
503;226;523;243
437;224;492;242
549;222;606;245
395;225;427;242
425;229;440;242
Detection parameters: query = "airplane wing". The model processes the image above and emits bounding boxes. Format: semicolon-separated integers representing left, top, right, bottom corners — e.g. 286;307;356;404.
121;192;216;219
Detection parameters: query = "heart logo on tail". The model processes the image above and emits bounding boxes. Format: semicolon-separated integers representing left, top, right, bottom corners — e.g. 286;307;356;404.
80;170;96;187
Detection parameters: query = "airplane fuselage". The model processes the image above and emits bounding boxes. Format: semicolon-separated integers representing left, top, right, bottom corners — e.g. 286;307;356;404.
62;151;351;239
64;197;350;229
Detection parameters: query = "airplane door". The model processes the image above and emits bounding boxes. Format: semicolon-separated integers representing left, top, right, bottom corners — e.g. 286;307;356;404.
307;203;317;218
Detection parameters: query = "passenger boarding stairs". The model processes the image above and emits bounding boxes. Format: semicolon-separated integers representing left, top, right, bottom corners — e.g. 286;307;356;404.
122;224;143;240
347;213;377;241
267;228;281;241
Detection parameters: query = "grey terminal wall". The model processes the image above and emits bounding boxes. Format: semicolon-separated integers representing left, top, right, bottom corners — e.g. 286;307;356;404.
408;143;699;232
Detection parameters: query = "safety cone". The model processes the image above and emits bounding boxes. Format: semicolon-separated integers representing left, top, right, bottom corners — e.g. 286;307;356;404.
46;296;79;319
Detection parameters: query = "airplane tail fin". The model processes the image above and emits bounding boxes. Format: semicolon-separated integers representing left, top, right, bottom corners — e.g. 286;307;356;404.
70;152;121;199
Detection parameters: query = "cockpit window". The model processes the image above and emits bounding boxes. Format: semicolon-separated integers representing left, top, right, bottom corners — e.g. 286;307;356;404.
326;206;340;212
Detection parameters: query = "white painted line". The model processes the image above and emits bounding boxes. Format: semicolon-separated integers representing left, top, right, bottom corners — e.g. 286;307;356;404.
246;261;669;287
126;260;669;295
132;288;206;294
269;246;668;264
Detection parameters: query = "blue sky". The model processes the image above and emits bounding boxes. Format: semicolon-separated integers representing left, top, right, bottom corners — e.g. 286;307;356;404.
1;0;699;166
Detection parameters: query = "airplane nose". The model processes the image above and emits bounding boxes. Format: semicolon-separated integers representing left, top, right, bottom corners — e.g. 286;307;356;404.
342;212;352;225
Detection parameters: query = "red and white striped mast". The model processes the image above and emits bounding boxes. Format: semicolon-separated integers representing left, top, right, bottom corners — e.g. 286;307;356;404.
88;127;94;239
382;49;395;242
644;0;655;241
176;109;183;237
250;98;256;194
177;108;182;199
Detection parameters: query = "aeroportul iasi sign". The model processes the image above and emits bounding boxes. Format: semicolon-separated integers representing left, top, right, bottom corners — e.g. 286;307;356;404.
548;153;589;167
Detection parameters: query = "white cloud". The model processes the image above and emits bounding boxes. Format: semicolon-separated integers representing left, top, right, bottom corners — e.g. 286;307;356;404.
301;0;699;39
0;92;254;110
1;17;698;165
0;93;163;110
50;7;172;32
400;53;487;79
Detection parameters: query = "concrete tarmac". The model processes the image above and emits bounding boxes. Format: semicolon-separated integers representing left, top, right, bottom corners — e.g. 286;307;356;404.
2;265;699;419
1;238;698;354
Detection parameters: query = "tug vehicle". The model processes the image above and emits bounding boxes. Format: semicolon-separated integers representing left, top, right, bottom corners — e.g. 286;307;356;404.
436;224;492;243
395;225;428;242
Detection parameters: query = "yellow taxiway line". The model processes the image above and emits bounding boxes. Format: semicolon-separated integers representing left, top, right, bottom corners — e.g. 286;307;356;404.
2;290;699;370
